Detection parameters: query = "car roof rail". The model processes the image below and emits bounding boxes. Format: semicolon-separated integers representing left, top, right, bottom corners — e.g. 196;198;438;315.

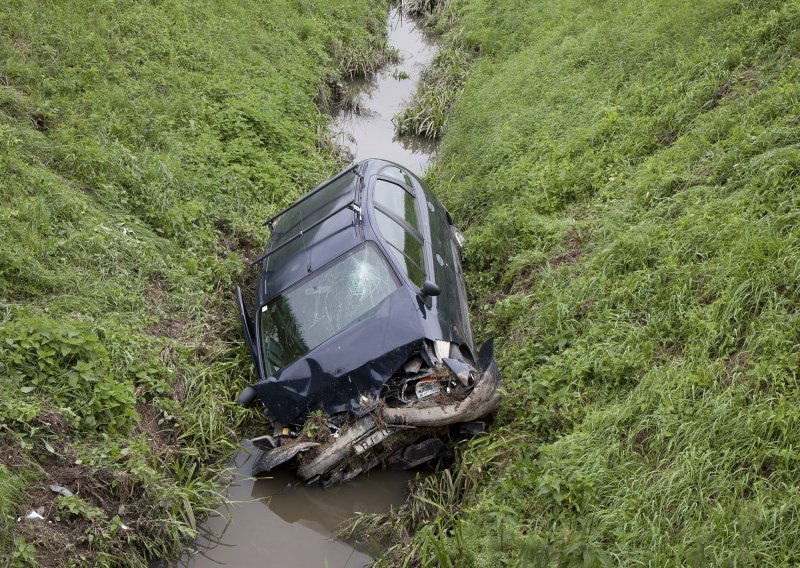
262;164;357;230
251;200;361;266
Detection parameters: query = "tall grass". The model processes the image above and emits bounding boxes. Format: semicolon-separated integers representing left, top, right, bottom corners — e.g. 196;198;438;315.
0;0;385;564
380;0;800;564
394;1;477;139
393;38;475;139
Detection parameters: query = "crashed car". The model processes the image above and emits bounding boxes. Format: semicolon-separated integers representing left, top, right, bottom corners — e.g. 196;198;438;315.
235;159;501;486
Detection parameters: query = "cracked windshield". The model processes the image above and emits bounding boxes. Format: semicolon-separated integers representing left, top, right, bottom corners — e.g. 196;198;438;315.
260;243;399;373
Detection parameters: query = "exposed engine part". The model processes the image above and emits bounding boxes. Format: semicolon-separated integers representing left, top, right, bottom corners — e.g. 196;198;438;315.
248;339;501;485
442;357;473;386
382;359;501;427
415;378;443;400
403;355;424;373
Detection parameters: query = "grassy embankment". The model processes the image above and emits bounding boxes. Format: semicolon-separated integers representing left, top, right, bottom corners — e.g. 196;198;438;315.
367;0;800;564
0;0;388;565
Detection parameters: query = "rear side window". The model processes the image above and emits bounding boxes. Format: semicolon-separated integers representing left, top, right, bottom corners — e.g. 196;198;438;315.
374;180;420;232
374;210;425;286
380;166;415;187
372;178;426;288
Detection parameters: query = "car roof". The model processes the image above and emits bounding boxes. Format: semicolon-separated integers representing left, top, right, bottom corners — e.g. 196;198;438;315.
258;164;365;302
257;159;447;303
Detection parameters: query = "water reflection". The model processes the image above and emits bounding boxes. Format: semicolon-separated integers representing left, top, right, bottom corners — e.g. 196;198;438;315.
186;442;412;568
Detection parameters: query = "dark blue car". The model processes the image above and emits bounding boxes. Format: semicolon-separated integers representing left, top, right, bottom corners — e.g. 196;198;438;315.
236;159;500;485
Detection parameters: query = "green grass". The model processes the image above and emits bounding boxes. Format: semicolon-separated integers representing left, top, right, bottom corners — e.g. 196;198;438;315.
376;0;800;565
393;37;475;139
0;0;386;565
393;0;473;139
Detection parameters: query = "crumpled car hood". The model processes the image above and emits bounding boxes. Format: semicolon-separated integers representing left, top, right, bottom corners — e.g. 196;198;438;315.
252;287;428;425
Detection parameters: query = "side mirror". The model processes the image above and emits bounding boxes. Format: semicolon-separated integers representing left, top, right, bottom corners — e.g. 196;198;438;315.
420;280;441;298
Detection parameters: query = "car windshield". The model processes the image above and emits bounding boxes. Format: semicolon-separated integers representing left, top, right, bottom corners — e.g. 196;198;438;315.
259;242;400;375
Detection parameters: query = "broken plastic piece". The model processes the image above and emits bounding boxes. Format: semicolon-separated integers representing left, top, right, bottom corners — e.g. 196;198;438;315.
459;421;486;435
252;441;319;476
353;428;392;455
251;434;277;450
442;357;472;386
391;437;444;469
49;483;74;497
433;340;450;361
451;226;466;248
297;417;375;480
477;337;495;372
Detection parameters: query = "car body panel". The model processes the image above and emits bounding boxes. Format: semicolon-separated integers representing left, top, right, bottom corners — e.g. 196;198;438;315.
252;285;425;424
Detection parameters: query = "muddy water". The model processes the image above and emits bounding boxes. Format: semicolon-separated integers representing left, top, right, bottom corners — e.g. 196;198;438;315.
184;442;412;567
333;5;437;173
183;6;436;568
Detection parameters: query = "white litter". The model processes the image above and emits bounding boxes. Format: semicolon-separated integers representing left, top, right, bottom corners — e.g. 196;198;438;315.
49;483;74;497
23;510;45;522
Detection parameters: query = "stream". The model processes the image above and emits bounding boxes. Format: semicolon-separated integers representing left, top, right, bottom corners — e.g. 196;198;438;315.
183;6;436;567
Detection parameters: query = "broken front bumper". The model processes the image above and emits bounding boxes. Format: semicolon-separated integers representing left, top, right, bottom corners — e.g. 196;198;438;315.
251;357;502;484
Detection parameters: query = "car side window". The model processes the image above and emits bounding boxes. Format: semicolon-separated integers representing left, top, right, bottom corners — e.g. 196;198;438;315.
380;166;415;187
373;209;425;287
374;179;420;233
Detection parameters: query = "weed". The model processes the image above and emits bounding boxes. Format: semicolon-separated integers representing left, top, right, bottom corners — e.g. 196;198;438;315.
55;495;105;522
6;538;37;567
394;12;479;139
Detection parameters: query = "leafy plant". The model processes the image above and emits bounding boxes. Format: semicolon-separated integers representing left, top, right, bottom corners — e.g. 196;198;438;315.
56;495;106;522
1;315;136;432
5;537;37;567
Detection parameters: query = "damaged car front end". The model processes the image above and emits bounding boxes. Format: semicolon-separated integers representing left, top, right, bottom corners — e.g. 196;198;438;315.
235;159;501;486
